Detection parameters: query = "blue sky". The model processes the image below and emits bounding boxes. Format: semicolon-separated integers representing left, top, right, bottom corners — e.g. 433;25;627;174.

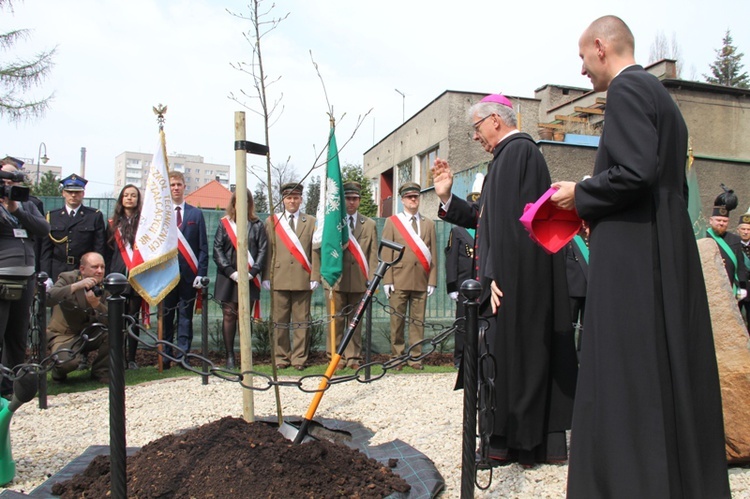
1;0;748;196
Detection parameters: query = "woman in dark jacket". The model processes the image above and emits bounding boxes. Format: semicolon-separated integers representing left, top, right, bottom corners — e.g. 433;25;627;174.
213;189;267;368
105;184;143;369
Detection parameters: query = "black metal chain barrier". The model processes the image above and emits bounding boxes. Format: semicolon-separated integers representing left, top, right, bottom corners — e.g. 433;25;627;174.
120;311;459;391
371;294;449;332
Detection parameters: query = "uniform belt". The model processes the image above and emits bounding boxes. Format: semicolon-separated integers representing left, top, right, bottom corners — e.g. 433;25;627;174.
66;256;76;265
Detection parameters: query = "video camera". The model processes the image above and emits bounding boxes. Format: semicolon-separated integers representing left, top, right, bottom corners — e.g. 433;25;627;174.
0;171;29;202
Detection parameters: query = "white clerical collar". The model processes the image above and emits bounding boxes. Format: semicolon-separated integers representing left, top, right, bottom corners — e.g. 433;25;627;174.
496;128;520;146
614;64;637;78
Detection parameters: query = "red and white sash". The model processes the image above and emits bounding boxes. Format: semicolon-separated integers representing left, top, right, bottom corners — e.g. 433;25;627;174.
110;219;150;327
273;213;311;274
390;214;431;275
221;216;261;318
347;229;369;279
177;221;202;313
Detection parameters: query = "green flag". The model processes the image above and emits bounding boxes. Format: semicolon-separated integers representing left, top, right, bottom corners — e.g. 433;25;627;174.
686;148;707;238
313;123;349;287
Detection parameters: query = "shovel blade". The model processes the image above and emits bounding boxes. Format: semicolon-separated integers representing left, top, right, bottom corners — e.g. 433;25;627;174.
278;421;315;443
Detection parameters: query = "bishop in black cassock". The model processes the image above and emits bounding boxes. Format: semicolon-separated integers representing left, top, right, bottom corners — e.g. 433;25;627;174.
434;94;577;467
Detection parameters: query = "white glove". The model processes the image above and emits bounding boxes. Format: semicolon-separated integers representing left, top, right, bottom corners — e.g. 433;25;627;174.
192;276;204;289
738;288;748;301
229;271;239;282
45;278;54;292
262;280;271;290
427;285;435;296
310;281;319;291
383;284;393;298
449;291;459;301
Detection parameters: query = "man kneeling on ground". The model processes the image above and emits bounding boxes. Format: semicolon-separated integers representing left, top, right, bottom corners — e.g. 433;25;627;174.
47;252;110;384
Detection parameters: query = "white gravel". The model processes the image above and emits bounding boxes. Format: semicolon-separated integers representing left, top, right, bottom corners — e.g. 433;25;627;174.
3;373;750;498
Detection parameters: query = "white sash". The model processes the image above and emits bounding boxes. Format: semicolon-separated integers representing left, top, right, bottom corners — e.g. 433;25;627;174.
223;217;261;288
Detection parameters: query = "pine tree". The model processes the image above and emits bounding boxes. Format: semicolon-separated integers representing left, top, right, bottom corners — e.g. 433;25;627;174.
253;184;268;213
342;163;377;218
0;0;56;121
704;29;749;89
304;175;320;215
31;170;59;197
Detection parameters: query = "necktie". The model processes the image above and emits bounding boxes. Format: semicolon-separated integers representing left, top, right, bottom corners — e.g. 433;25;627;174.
70;209;76;218
175;206;182;227
289;214;295;232
349;215;354;231
411;215;418;233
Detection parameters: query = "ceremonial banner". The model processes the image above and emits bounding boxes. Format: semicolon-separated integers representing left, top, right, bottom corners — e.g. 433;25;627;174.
128;130;180;306
312;122;349;288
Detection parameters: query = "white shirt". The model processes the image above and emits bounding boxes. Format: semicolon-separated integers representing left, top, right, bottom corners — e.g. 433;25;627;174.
398;211;420;238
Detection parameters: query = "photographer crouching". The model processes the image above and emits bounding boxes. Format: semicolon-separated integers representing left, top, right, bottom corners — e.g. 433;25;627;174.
0;160;50;399
47;252;110;384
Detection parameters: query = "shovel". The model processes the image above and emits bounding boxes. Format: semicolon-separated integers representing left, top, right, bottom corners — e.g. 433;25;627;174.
280;239;405;444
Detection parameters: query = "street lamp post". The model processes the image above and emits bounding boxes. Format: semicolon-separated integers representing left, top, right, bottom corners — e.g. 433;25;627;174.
36;142;49;185
394;88;405;123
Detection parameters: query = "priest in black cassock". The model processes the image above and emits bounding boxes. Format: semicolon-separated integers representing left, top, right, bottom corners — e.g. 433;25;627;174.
432;94;578;467
552;15;730;499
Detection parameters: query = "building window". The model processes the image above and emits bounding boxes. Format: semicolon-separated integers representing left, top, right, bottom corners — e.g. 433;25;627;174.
419;146;439;188
397;160;412;191
185;167;191;173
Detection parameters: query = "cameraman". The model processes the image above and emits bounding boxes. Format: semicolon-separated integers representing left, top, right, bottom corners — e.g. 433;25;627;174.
0;161;49;398
47;252;109;383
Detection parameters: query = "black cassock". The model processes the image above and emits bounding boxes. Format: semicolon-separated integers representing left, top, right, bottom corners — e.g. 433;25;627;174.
568;66;730;498
439;132;577;461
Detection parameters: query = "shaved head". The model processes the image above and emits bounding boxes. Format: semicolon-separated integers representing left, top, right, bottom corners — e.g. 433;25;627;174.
584;15;635;57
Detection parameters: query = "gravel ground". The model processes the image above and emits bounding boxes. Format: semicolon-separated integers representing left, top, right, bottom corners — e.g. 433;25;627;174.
3;372;750;498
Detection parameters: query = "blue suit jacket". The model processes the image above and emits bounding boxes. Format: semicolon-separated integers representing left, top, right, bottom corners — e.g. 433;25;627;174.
178;203;209;279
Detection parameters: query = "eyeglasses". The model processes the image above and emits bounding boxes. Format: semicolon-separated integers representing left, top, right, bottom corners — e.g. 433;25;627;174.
471;114;493;131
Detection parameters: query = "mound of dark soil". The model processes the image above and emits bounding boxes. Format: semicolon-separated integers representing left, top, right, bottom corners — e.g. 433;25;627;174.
51;416;411;498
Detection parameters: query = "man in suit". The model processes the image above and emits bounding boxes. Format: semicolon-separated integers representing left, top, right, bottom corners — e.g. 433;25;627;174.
326;181;378;370
41;174;106;286
381;182;437;370
162;171;208;366
444;189;479;369
46;252;110;384
551;15;729;497
262;182;319;370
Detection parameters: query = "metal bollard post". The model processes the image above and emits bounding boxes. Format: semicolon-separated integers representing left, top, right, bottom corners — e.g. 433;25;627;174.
36;272;48;410
104;273;128;499
364;296;372;381
201;277;210;385
460;279;481;499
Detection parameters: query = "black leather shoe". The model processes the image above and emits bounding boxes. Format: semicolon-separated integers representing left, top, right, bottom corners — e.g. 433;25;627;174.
226;356;235;370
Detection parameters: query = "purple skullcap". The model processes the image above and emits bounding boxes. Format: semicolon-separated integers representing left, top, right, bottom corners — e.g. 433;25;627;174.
480;94;513;108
